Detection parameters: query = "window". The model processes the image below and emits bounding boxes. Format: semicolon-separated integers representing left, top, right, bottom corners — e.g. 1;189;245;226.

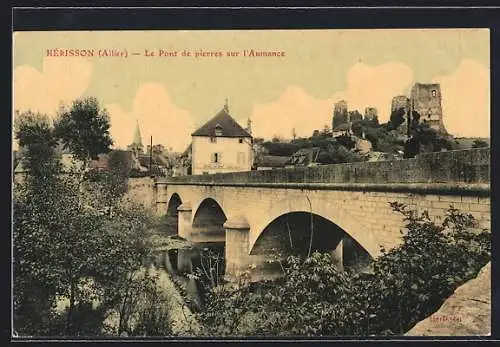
210;137;217;143
215;124;223;136
431;90;437;97
211;152;221;163
239;138;243;144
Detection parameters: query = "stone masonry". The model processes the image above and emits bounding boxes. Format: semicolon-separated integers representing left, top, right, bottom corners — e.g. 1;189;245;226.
152;148;490;281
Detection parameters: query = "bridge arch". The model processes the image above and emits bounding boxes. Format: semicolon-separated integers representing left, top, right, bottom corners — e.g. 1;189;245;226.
166;193;183;216
192;197;227;226
249;195;382;258
165;193;183;235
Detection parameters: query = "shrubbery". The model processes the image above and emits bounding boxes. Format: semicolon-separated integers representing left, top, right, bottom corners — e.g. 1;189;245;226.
198;203;491;336
13;103;174;337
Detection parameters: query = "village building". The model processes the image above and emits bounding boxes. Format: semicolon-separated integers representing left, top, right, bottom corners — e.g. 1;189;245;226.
190;102;253;175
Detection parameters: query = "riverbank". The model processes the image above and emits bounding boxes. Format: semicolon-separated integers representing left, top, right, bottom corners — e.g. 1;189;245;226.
405;262;491;336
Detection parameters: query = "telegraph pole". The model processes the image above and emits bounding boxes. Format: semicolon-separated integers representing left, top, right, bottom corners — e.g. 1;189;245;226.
149;135;153;177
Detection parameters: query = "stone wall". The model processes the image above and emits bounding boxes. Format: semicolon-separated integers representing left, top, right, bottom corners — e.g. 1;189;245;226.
162;148;489;185
126;177;155;209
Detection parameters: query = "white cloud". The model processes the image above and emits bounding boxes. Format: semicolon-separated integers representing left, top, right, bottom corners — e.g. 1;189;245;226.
432;59;490;137
13;57;93;116
251;86;333;139
251;62;413;140
336;62;414;122
12;57;93;150
106;83;195;152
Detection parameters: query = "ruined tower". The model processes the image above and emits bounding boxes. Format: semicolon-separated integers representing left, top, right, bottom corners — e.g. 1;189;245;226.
332;99;349;129
410;83;446;133
391;95;410;114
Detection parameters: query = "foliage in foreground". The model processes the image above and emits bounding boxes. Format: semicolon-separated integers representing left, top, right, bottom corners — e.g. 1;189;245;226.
13;103;173;337
198;204;491;337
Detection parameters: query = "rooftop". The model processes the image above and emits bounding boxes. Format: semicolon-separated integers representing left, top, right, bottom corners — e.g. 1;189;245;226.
191;107;252;138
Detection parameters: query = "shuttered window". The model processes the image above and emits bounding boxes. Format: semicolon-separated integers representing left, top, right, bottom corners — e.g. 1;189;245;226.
211;152;222;163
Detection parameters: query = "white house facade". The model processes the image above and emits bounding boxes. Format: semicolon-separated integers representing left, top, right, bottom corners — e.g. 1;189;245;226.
191;105;253;175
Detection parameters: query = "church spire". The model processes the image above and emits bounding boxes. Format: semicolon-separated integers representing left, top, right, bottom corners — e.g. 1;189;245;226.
247;117;252;135
224;97;229;112
132;120;143;146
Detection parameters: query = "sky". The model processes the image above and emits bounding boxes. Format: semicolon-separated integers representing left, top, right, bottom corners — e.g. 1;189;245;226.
13;29;490;152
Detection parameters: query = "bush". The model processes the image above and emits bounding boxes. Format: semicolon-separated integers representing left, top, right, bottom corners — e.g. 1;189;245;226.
198;204;491;336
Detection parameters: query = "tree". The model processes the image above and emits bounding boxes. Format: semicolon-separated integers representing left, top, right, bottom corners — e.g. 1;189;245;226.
252;143;270;169
403;126;454;158
14;111;60;181
321;124;332;136
54;97;113;164
472;139;489;148
317;144;366;165
261;141;299;157
271;135;285;143
387;108;406;131
13;100;167;337
198;205;490;337
335;134;356;150
85;150;132;212
348;110;363;123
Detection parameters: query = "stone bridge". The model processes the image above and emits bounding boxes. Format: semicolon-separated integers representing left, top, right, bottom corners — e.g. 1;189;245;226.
153;148;490;281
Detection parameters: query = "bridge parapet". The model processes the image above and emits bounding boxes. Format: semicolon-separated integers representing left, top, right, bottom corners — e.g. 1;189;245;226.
159;148;489;185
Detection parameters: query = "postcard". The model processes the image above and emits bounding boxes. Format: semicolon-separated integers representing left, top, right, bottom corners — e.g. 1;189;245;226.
12;27;491;339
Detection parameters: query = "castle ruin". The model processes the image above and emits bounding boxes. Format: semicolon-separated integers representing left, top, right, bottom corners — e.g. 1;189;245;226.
410;83;447;133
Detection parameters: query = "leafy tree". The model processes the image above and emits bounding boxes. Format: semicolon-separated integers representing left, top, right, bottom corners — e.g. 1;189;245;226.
261;141;299;157
13;100;171;337
321;124;332;136
472;139;489;148
403;136;420;159
366;115;380;127
316;144;366;165
54;97;113;163
198;205;490;337
14;111;60;181
410;110;421;130
85;150;132;210
252;143;270;169
404;126;454;158
387;107;406;131
271;135;285;143
348;110;363;123
335;134;356;150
